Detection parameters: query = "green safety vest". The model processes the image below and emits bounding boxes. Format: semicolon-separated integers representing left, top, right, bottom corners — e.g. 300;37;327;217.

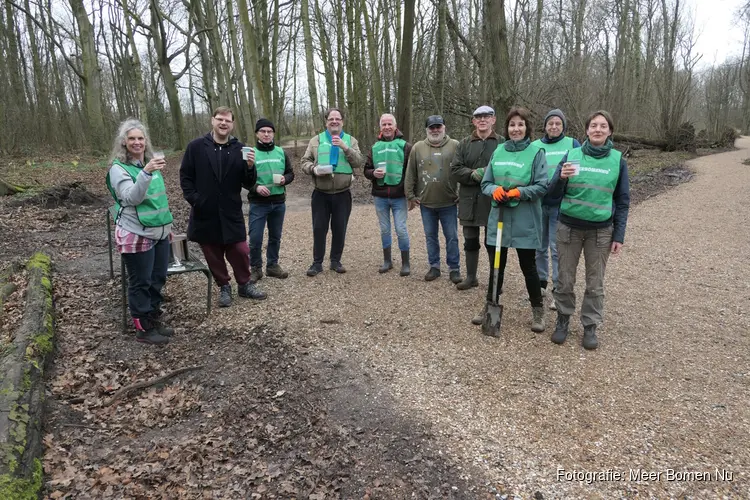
106;159;173;227
532;137;574;180
255;146;286;196
560;147;621;222
372;138;406;186
490;142;540;207
317;132;353;174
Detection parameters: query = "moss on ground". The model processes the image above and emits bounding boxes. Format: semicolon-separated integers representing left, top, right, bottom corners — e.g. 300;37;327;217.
0;458;43;500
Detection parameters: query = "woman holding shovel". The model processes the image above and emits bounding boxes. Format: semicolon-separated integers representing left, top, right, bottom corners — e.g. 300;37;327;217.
478;107;548;336
547;110;630;350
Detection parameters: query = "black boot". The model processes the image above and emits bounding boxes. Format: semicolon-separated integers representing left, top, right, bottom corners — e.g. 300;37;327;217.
456;250;479;290
134;317;169;346
400;251;411;276
550;313;570;345
148;311;174;337
582;325;599;350
379;247;393;273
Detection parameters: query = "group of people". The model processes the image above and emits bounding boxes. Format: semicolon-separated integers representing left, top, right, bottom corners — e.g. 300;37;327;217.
107;104;629;350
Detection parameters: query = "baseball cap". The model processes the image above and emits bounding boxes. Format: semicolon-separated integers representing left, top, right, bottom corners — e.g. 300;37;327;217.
473;105;495;117
425;115;445;128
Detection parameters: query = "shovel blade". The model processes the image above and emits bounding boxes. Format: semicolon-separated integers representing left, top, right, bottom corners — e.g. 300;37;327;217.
481;303;504;337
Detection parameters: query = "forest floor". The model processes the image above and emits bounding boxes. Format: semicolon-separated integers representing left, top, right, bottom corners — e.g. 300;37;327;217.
0;141;746;498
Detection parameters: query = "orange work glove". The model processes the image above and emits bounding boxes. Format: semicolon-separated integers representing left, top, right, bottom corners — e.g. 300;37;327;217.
492;186;506;202
506;188;521;199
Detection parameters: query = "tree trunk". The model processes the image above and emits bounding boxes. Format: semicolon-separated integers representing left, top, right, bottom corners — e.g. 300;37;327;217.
486;0;513;115
300;0;320;119
69;0;107;152
395;0;416;140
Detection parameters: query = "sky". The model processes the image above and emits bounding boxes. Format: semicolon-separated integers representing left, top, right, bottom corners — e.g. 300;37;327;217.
692;0;747;67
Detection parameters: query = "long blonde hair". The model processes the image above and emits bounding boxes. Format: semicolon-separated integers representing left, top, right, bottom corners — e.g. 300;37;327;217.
109;118;155;165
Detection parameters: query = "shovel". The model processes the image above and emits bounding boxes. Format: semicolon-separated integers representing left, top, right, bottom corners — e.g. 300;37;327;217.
482;208;504;337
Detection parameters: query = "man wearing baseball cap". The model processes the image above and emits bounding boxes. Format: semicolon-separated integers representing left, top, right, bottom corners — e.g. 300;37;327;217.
404;115;462;283
450;106;504;307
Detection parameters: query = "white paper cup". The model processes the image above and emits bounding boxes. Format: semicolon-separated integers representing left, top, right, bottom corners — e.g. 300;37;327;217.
272;173;284;185
317;164;333;174
241;146;253;160
568;160;580;176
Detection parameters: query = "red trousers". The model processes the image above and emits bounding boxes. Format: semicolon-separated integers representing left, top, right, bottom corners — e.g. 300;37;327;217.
199;241;251;286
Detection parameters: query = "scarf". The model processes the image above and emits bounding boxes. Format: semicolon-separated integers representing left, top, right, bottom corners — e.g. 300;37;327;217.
582;138;613;159
504;137;531;152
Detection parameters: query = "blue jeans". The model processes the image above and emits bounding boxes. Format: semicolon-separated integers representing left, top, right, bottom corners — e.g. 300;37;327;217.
419;204;459;270
535;204;560;287
121;238;170;319
374;197;410;251
248;202;286;268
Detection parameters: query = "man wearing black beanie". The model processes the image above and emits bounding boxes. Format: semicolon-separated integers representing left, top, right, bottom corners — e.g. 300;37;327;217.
246;118;295;281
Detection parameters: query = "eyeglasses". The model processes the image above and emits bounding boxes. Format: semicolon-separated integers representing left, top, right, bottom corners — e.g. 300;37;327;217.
474;114;494;120
428;125;444;130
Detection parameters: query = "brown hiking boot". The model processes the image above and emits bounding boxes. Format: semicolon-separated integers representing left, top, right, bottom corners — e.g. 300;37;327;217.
250;267;263;283
266;264;289;279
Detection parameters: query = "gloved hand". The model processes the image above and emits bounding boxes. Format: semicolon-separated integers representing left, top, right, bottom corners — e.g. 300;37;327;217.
471;168;484;182
492;186;507;202
506;188;521;199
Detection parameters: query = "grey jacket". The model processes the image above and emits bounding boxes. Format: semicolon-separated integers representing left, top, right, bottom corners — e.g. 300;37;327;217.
109;164;172;241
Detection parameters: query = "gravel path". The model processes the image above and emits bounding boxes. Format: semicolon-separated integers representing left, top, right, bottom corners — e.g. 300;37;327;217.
225;139;750;496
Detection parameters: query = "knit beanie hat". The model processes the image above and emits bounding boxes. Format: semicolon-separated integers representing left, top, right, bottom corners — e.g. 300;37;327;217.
255;118;275;133
544;109;567;133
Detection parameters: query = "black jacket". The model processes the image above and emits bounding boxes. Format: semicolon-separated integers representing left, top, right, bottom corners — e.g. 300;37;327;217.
363;130;412;199
246;140;295;204
180;133;257;244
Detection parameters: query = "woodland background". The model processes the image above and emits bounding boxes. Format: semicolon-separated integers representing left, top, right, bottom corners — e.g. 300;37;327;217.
0;0;748;155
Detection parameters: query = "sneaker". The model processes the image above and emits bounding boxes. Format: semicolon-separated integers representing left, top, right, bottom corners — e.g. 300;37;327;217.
250;267;263;283
307;263;323;277
449;270;462;284
218;284;232;307
238;282;267;300
330;261;347;273
424;267;441;281
266;264;289;279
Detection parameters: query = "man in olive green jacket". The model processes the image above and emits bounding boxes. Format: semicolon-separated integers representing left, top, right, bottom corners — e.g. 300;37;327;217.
405;115;461;283
300;107;365;276
450;105;504;291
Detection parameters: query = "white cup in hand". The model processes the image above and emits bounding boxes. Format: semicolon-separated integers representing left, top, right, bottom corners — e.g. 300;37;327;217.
273;173;284;185
152;151;165;161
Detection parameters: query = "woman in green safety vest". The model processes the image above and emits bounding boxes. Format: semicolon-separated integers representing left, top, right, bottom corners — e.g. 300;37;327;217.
106;119;174;346
480;106;549;334
531;109;581;311
547;110;631;350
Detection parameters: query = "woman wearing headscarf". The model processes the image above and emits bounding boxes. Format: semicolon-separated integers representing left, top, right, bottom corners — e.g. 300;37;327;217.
531;109;581;309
